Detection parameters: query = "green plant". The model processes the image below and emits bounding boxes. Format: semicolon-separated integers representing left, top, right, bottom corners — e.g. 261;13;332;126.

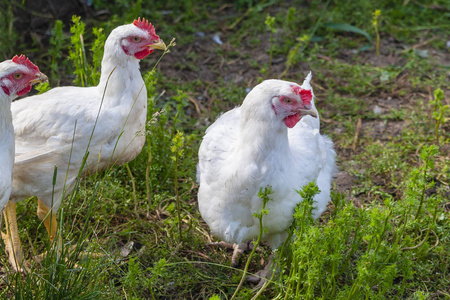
0;0;18;59
263;14;276;76
430;88;448;144
231;185;272;300
49;20;65;86
35;81;51;94
68;15;89;87
68;16;106;87
372;9;382;63
89;27;106;85
171;130;185;242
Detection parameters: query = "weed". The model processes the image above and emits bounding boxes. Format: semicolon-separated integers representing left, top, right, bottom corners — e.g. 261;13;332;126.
430;88;448;145
372;9;382;63
0;0;18;59
68;16;105;87
231;185;272;300
171;130;185;242
68;16;89;87
49;20;65;86
263;14;276;76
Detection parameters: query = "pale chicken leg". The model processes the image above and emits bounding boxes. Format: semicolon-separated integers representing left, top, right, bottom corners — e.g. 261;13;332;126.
2;201;25;271
37;199;58;242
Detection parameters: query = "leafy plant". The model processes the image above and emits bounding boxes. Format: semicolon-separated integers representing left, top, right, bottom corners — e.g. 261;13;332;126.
430;88;448;144
49;20;65;86
0;0;18;59
171;130;185;242
263;14;276;76
68;15;89;87
372;9;382;63
68;16;106;87
231;185;272;300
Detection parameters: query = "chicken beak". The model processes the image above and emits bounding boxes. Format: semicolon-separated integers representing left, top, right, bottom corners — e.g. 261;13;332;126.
30;72;48;85
149;39;167;51
299;108;318;118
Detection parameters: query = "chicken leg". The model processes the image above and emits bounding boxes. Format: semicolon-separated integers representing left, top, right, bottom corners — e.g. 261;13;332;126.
37;199;58;242
2;201;25;271
209;241;261;267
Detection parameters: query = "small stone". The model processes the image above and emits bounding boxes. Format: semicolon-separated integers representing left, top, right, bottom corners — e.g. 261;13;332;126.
373;105;383;115
212;33;223;45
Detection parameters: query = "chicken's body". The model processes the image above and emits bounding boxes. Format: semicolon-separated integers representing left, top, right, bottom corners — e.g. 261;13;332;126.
198;74;335;250
11;60;146;212
3;18;165;270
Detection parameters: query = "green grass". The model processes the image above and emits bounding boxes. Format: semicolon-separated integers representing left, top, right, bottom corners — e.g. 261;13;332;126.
1;0;449;299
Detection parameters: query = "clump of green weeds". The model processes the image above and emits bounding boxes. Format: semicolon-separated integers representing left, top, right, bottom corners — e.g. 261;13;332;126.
49;20;65;86
430;88;448;145
0;0;18;59
262;14;276;76
231;185;272;300
171;130;185;242
122;257;168;299
372;9;382;63
68;16;105;87
260;146;448;299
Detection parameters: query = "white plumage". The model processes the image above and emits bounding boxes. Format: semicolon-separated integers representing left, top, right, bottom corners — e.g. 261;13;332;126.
197;73;336;250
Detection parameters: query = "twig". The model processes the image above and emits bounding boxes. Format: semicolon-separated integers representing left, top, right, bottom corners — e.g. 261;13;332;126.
125;163;138;218
401;229;439;250
352;118;362;152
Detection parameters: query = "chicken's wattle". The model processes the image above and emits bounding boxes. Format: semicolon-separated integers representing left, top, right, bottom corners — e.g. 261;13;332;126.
135;48;153;60
284;113;300;128
17;85;32;96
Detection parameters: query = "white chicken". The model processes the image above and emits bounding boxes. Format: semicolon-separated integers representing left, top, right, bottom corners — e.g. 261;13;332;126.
2;18;165;270
197;73;336;275
0;55;47;269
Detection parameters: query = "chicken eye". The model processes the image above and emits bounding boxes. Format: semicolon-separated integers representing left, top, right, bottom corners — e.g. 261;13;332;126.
132;36;141;42
14;73;23;79
284;97;292;104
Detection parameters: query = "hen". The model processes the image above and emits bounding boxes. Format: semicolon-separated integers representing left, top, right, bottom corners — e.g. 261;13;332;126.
197;73;336;274
3;18;165;270
0;55;47;269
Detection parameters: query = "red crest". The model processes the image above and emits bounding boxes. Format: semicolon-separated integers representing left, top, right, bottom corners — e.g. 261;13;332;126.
133;17;158;37
291;85;312;106
12;55;40;72
299;89;312;106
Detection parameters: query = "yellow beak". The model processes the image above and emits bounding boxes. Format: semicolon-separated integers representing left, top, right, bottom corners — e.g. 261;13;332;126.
149;39;167;51
299;108;318;118
29;72;48;85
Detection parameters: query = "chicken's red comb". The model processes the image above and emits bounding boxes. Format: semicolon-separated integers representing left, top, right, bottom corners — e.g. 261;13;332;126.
12;55;40;72
300;89;313;106
291;85;312;106
133;17;157;37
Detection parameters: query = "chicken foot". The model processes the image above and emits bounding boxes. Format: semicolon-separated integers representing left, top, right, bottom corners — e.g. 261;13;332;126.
1;201;26;271
35;199;104;265
37;199;60;246
209;240;262;267
246;254;275;287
